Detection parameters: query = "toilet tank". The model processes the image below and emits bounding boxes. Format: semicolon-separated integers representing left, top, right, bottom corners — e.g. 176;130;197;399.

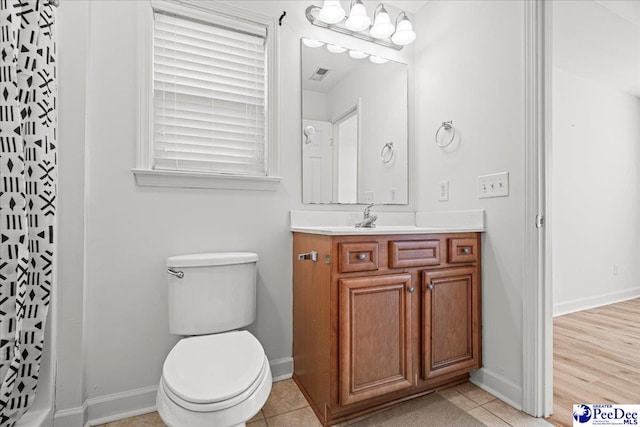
166;252;258;335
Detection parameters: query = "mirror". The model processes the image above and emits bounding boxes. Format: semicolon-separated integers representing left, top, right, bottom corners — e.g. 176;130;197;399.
301;39;408;204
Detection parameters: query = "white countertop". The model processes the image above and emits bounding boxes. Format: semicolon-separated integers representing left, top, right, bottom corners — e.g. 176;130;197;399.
290;225;483;236
290;210;485;236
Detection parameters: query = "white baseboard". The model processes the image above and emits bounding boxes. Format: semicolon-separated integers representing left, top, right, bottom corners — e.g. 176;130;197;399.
86;385;157;426
53;402;87;427
270;356;293;382
470;367;522;410
553;287;640;317
54;385;157;427
53;357;295;426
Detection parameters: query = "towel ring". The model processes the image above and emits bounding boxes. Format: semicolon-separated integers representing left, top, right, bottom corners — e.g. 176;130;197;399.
380;142;394;164
435;121;456;148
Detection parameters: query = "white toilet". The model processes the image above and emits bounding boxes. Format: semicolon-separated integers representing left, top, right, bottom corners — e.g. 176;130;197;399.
156;252;272;427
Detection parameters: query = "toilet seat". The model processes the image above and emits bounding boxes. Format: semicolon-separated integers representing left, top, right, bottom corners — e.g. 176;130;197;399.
162;331;266;411
161;359;268;412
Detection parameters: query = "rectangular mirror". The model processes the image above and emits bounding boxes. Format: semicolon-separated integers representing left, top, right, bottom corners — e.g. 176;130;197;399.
301;39;408;204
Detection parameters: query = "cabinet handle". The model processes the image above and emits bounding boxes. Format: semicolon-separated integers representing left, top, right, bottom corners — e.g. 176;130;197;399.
428;283;434;291
358;253;366;260
408;286;415;293
298;251;318;262
462;247;471;254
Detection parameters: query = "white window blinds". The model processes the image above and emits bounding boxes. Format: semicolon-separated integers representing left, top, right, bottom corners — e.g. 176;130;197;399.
152;6;267;176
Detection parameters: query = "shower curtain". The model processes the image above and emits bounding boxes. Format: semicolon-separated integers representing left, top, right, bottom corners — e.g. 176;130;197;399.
0;0;56;425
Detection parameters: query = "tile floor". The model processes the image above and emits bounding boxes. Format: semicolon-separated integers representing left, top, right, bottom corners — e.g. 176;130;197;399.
98;379;552;427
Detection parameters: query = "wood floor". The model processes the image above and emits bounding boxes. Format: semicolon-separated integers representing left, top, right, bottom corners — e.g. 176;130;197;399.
547;298;640;426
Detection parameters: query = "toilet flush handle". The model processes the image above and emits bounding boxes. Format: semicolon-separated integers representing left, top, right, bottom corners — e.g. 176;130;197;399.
167;268;184;279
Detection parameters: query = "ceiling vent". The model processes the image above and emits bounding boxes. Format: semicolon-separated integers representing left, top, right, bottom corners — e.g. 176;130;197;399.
310;67;330;81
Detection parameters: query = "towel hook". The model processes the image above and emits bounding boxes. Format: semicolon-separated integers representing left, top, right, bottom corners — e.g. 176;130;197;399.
435;121;456;148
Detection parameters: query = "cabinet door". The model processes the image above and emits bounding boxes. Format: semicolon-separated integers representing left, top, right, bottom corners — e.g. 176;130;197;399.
422;267;480;380
339;274;414;406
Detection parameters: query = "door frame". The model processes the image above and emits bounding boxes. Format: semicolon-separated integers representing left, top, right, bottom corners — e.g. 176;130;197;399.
332;103;361;203
522;0;553;417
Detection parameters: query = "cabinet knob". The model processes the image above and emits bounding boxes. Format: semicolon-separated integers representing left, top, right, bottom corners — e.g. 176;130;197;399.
462;247;470;254
358;253;366;260
408;286;415;293
428;284;434;291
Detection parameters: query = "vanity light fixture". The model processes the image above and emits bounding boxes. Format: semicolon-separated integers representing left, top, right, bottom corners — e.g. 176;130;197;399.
369;4;395;39
391;12;416;45
369;55;389;64
327;44;347;53
304;3;415;51
302;38;325;48
345;0;370;32
318;0;345;24
349;50;369;59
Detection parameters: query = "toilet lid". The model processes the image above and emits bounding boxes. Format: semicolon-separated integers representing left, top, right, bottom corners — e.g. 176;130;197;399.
163;331;266;404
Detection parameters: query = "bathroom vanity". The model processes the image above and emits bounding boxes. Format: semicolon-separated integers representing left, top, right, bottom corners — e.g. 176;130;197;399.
292;228;482;426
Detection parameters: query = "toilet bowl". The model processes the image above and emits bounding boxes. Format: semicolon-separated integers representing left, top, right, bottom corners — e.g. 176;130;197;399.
157;331;272;427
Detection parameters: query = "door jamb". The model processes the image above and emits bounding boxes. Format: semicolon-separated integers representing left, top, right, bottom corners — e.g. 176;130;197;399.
522;0;553;418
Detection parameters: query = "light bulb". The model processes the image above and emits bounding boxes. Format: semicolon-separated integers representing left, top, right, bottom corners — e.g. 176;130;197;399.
369;55;389;64
349;50;369;59
318;0;346;25
345;0;371;32
302;38;325;48
369;4;394;39
327;44;347;54
391;13;416;45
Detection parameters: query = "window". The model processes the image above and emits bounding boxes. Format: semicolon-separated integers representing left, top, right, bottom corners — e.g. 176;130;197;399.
134;1;280;190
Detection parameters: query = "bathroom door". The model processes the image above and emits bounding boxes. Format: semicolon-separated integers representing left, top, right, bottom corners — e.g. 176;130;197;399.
302;119;333;203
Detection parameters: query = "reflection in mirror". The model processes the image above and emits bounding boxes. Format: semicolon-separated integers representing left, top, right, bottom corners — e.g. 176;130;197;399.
301;39;408;205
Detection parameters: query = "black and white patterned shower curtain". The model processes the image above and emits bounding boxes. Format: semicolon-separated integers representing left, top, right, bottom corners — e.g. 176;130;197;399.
0;0;56;425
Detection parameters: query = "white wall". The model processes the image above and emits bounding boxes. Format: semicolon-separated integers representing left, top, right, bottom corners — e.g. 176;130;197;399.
551;0;640;315
552;68;640;315
302;89;329;121
55;0;415;424
415;0;526;407
553;0;640;97
56;0;90;419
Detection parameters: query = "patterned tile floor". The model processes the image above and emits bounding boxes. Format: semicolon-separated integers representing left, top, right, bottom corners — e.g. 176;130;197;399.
97;379;551;427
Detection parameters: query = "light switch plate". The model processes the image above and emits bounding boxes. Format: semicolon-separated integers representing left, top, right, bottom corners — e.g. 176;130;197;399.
478;172;509;198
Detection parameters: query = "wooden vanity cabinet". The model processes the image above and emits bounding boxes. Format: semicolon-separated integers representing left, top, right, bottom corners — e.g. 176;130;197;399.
292;232;482;426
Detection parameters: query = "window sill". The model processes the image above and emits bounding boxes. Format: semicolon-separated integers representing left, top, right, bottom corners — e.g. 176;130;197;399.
132;168;282;191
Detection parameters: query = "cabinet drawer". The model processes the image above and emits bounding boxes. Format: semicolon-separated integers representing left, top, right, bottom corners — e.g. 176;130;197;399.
389;240;441;269
339;242;379;273
448;238;478;263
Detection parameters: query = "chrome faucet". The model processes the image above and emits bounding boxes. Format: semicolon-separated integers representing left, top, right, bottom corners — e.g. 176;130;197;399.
355;204;377;228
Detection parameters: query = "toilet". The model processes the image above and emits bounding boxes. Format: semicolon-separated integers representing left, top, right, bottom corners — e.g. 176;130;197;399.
156;252;272;427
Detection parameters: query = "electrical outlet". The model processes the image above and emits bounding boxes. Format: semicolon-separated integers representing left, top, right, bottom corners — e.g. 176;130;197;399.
439;181;449;201
364;191;374;203
478;172;509;199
